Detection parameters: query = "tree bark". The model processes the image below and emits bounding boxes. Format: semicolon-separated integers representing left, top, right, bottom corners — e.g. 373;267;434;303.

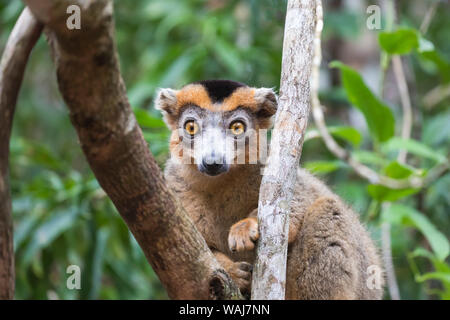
252;0;318;300
0;8;43;300
19;0;241;300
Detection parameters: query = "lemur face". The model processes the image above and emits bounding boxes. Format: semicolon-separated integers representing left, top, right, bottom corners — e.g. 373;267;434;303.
155;80;277;176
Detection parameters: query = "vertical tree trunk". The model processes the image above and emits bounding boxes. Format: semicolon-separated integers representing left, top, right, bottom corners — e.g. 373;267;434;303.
0;8;43;299
252;0;318;300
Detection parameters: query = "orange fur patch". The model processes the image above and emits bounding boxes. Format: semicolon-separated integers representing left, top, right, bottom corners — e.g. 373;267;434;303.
176;84;212;111
221;87;258;112
175;84;257;113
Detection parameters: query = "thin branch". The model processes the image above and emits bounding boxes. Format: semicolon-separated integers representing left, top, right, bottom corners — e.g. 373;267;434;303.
0;8;43;300
381;220;400;300
392;56;413;163
423;84;450;109
420;1;439;34
251;0;318;300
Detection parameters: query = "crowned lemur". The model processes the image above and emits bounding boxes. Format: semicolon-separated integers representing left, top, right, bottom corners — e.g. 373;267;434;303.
155;79;384;299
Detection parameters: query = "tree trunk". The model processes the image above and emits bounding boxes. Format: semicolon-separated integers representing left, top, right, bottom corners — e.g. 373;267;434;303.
0;8;43;300
9;0;243;300
252;0;318;300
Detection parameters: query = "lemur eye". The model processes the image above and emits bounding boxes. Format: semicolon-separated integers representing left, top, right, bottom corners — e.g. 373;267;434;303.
184;120;199;136
230;121;246;136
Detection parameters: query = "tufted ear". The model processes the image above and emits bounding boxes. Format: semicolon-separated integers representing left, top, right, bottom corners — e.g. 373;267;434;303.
154;88;179;128
253;88;278;128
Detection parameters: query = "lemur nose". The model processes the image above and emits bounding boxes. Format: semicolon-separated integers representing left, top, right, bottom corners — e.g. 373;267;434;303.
200;157;228;176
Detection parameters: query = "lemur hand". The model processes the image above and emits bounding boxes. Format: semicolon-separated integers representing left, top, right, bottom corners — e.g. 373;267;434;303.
228;261;253;296
228;217;259;252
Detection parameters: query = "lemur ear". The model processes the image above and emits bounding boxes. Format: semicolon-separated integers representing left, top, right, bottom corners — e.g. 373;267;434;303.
253;88;278;126
155;88;178;128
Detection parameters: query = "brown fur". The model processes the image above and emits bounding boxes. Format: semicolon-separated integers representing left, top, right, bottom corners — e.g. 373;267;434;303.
158;82;384;300
164;162;384;299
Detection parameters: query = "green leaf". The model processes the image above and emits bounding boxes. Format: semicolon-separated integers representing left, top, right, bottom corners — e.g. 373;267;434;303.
352;150;389;167
304;160;347;174
382;204;450;261
368;185;419;202
133;108;166;128
368;161;420;201
305;126;362;147
81;227;109;300
423;111;450;147
381;137;447;163
417;37;450;83
330;61;395;142
21;207;80;267
378;28;419;55
416;272;450;284
329;126;362;147
411;248;450;274
383;161;421;179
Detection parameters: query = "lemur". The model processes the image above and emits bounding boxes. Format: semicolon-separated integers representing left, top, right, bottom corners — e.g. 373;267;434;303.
155;79;384;300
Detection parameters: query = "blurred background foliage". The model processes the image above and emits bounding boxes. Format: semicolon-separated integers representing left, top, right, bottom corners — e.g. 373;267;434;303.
0;0;448;299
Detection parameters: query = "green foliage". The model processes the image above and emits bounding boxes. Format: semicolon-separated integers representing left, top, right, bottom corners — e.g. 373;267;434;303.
408;248;450;299
304;160;347;175
330;61;395;143
305;126;362;148
381;137;447;164
379;28;419;55
383;204;449;261
367;162;421;202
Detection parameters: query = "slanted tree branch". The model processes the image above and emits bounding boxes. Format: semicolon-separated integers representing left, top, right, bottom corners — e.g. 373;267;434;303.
20;0;242;300
251;0;319;300
0;8;43;300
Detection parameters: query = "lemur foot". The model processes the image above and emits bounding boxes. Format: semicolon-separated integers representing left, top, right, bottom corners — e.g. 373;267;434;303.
228;217;259;252
228;261;252;295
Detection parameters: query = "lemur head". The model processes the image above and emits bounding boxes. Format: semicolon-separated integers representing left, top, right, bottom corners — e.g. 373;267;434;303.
155;80;277;176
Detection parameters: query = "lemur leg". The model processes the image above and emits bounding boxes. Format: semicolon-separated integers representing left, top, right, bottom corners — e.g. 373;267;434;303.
212;250;252;295
228;208;302;253
287;197;359;300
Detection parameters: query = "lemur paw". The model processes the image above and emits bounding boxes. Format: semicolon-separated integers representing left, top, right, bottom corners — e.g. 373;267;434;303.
228;217;259;253
229;262;252;295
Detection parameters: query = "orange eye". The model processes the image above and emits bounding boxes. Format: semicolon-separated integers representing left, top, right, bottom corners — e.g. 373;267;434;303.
230;121;245;135
184;120;199;136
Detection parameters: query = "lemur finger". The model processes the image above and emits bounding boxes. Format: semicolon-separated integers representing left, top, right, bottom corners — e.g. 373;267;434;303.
232;268;251;280
243;239;255;251
235;239;246;252
228;236;237;252
249;227;259;241
238;262;253;272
